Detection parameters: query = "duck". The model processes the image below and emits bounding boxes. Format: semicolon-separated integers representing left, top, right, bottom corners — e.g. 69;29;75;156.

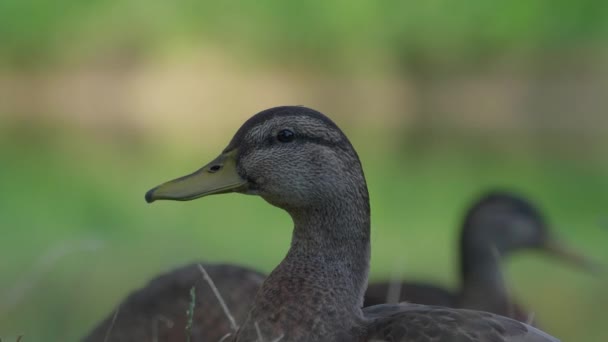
145;106;559;341
364;191;600;323
83;263;264;341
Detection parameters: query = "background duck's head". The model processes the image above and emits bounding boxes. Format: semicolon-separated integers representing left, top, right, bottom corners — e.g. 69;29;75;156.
145;106;367;212
461;191;601;273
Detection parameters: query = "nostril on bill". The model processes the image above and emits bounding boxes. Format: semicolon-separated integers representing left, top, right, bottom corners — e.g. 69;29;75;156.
208;164;222;173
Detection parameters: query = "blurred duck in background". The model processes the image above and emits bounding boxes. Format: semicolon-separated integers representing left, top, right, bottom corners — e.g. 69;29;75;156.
365;191;602;323
83;263;264;342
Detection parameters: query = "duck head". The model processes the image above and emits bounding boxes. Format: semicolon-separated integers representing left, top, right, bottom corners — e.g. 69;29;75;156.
462;191;602;274
145;106;367;213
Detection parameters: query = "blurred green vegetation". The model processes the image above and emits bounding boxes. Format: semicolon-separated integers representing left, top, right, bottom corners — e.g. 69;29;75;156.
1;0;607;69
1;1;608;341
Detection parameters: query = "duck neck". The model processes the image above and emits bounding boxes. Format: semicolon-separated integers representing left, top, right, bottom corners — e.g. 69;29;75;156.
288;200;371;309
459;243;510;310
238;185;370;341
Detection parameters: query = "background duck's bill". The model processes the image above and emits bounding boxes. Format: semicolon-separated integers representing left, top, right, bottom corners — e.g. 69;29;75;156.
543;239;604;275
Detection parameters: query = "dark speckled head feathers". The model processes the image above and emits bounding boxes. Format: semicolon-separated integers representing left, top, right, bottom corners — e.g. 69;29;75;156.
225;106;347;152
224;106;368;211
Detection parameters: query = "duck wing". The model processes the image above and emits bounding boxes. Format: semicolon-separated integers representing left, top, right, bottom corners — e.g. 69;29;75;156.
362;304;558;342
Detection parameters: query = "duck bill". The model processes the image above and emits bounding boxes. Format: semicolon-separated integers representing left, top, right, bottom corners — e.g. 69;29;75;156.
543;239;603;275
145;150;247;203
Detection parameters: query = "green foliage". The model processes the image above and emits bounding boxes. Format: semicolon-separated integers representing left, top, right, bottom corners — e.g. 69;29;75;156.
0;0;607;68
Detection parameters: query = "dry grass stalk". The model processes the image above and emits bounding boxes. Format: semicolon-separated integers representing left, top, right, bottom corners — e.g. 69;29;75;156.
198;264;239;331
102;305;121;342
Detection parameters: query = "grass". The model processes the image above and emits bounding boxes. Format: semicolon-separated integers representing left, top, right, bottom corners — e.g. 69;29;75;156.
102;306;120;342
185;286;195;342
0;124;606;341
198;264;238;333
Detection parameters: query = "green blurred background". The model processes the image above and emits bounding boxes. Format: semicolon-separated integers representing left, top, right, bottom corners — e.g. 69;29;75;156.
1;1;607;341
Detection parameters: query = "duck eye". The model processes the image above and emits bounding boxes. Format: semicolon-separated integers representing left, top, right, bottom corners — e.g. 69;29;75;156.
276;129;295;143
